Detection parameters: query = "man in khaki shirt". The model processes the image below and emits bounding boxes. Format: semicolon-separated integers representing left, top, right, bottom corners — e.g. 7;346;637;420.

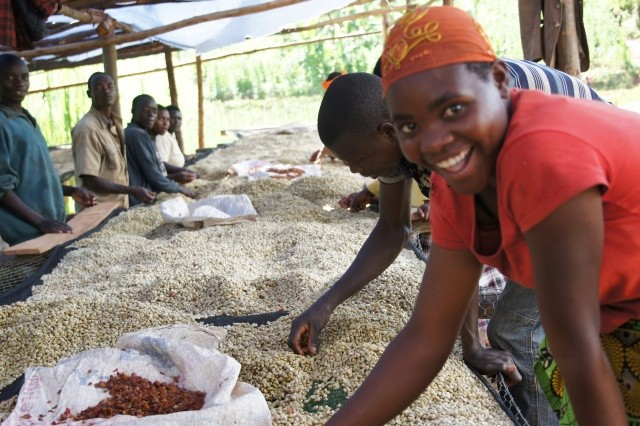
72;72;155;208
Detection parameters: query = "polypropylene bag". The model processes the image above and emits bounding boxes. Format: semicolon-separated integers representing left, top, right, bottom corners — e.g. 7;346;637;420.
2;324;271;425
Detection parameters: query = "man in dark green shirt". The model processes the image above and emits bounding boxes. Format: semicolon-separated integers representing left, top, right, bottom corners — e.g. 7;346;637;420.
0;53;96;245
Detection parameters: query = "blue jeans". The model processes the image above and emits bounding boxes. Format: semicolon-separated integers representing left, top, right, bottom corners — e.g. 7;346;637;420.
487;280;558;426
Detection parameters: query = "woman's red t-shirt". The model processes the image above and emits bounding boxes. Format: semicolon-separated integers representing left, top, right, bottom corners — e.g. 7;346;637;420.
430;89;640;332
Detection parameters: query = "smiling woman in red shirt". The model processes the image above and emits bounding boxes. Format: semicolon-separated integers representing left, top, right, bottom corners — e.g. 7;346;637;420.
326;5;640;426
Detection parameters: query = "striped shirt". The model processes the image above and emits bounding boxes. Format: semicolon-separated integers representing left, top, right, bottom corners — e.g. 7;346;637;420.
504;58;606;102
379;58;608;189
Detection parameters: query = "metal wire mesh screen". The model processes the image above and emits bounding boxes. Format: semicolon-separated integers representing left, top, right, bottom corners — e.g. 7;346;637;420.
468;368;530;426
492;373;529;426
408;230;529;426
0;254;49;295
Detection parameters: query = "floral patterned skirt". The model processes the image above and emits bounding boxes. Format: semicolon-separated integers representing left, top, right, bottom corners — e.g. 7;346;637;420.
534;319;640;425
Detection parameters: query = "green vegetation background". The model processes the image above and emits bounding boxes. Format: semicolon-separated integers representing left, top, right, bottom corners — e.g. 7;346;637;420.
26;0;640;154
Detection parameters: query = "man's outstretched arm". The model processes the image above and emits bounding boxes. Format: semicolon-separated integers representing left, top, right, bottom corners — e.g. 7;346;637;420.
288;178;413;355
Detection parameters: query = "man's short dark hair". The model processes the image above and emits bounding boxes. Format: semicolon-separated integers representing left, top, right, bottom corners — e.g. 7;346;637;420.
157;104;167;112
131;94;155;113
87;72;110;90
0;54;27;72
317;72;388;148
166;104;181;113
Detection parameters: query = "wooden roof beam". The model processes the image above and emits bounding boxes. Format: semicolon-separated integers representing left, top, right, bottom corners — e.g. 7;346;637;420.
35;28;100;47
347;0;377;6
64;0;181;9
279;5;411;34
47;20;85;36
28;41;170;73
58;4;134;33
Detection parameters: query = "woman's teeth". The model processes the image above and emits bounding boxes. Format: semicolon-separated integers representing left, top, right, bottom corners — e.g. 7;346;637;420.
436;149;470;169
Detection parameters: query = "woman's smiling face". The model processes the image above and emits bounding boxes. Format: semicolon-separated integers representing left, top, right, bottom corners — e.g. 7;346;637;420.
385;61;511;194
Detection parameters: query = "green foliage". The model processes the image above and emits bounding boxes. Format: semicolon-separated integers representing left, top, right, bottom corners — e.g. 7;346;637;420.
236;76;254;99
455;0;523;58
600;81;640;105
609;0;640;35
211;64;236;101
583;0;639;88
586;66;637;90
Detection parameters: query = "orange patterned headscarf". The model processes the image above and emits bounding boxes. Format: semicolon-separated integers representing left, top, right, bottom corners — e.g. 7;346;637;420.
381;5;496;95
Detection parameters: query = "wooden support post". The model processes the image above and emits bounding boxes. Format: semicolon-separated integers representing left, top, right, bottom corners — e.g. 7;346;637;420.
196;55;205;150
164;48;185;152
443;0;453;5
102;44;121;118
381;0;389;41
556;0;581;76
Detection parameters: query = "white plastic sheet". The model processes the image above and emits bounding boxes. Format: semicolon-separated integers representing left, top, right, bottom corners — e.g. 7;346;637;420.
160;194;258;227
2;324;271;425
